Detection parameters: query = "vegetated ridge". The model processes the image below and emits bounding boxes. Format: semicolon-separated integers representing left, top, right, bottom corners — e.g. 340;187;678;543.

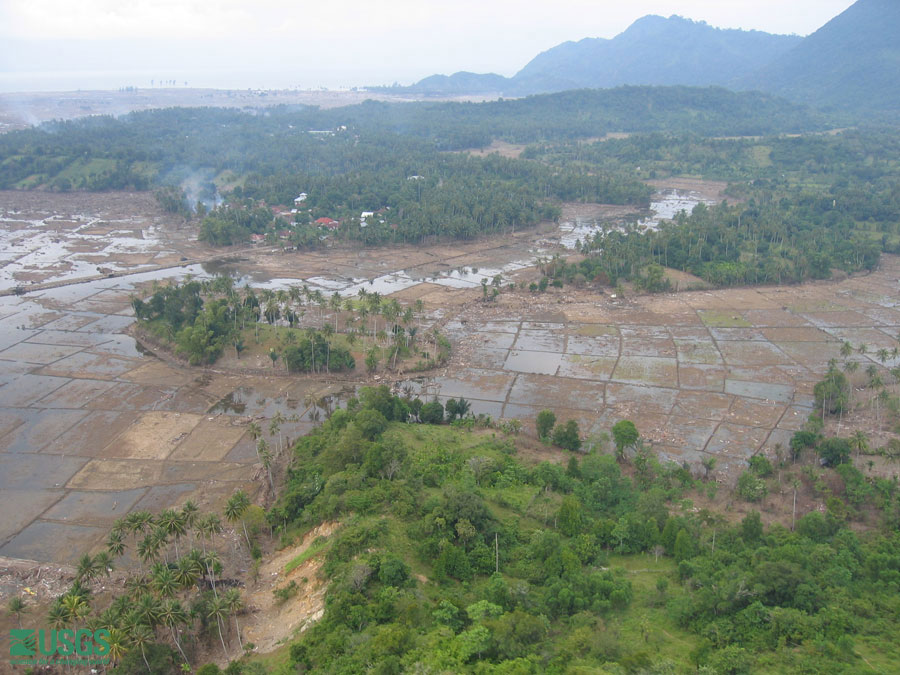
736;0;900;112
390;15;800;97
397;0;900;116
512;15;800;96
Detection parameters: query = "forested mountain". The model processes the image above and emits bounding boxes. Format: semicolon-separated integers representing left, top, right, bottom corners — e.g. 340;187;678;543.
510;15;800;95
391;0;899;117
402;72;508;96
394;15;799;97
737;0;900;112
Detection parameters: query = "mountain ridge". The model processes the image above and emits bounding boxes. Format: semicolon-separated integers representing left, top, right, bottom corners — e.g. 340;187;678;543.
511;14;801;95
384;0;899;115
736;0;900;111
387;14;801;97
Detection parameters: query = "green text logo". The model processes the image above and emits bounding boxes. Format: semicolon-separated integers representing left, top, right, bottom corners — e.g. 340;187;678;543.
8;628;110;666
9;629;37;657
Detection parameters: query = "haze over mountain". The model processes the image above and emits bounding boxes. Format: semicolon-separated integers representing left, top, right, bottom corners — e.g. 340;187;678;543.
396;0;899;114
511;16;800;95
737;0;900;111
395;15;800;96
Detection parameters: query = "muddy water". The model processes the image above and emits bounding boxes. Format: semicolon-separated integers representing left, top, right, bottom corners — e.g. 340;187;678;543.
187;189;714;295
558;189;715;249
0;214;172;292
0;186;712;299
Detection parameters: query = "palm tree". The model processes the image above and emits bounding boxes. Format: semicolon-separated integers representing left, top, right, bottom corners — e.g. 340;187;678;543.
224;588;245;652
159;599;190;665
105;627;129;669
180;500;199;543
110;517;130;541
850;430;869;459
8;597;26;628
124;574;151;601
309;289;323;321
208;595;230;658
877;348;890;364
857;343;869;356
75;553;101;583
877;388;891;425
866;363;878;383
322;322;336;371
198;514;222;555
174;553;201;590
47;603;67;630
247;421;262;443
157;509;187;558
137;535;161;571
382;299;400;336
455;397;471;419
225;491;252;549
260;443;274;493
93;551;114;578
289;285;302;307
892;366;900;391
270;411;286;455
840;341;853;358
306;326;318;372
203;550;223;598
133;594;161;628
128;622;155;673
357;306;370;348
701;456;717;481
151;565;178;599
61;593;90;626
791;478;801;531
133;510;155;536
253;436;267;466
330;292;342;331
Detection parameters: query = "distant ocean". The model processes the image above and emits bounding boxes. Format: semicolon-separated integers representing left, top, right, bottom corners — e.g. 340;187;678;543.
0;69;381;93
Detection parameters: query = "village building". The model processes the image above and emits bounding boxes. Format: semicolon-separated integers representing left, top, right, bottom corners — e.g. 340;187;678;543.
315;217;340;230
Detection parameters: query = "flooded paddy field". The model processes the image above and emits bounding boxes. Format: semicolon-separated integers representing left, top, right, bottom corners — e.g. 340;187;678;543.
0;190;212;291
3;185;898;564
436;257;900;476
0;272;338;564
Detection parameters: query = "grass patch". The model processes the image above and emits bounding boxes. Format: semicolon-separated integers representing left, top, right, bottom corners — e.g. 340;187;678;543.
787;300;844;313
698;309;751;327
284;536;330;574
241;642;293;675
574;324;618;337
56;157;117;182
606;553;698;665
213;169;246;191
749;144;773;167
13;174;46;189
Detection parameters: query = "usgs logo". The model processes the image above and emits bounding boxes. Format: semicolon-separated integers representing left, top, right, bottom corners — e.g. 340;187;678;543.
9;628;111;664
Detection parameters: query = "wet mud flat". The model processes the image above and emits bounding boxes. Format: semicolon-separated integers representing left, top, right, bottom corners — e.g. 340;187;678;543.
0;190;212;291
3;185;897;564
432;257;900;477
0;271;340;564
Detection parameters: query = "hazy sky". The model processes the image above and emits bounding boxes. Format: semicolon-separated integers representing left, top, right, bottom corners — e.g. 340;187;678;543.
0;0;858;90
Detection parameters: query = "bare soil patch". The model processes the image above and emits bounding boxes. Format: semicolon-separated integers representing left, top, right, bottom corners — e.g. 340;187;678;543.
464;140;528;158
645;177;729;202
241;521;339;656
